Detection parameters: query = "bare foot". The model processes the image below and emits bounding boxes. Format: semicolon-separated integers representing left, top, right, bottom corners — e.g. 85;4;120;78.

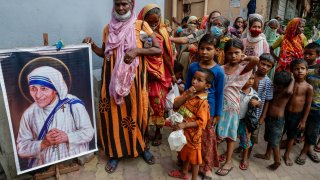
267;162;281;170
283;155;293;166
254;153;271;160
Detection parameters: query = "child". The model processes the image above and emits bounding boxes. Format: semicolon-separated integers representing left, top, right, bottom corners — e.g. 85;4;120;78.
296;42;320;165
238;73;262;170
256;71;294;170
216;38;259;176
168;68;213;180
283;59;313;166
185;34;224;179
235;53;274;154
174;61;185;94
241;14;270;57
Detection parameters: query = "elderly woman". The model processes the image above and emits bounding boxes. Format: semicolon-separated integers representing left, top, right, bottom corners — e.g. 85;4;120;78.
17;66;94;169
83;0;162;173
137;4;175;146
271;18;307;72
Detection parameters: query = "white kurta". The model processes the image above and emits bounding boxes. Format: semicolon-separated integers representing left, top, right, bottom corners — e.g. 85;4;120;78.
16;94;94;167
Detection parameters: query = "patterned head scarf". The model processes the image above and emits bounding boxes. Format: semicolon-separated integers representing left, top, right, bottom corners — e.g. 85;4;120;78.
28;66;68;99
285;18;303;40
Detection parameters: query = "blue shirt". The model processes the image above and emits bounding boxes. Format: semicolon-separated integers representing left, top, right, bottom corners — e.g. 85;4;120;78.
256;75;273;118
185;62;225;116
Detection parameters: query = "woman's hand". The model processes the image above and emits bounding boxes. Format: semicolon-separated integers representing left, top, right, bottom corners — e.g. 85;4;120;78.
124;48;138;64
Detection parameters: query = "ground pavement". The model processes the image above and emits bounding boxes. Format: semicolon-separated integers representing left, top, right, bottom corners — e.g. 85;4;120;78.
46;125;320;180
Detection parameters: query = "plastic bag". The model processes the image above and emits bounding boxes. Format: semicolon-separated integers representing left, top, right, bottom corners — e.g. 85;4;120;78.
168;130;187;151
168;112;184;125
165;83;180;116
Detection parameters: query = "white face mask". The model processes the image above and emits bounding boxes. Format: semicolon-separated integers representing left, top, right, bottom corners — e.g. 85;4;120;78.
113;10;132;22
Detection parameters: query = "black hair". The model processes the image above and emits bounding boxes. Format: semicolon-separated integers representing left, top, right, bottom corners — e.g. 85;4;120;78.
290;58;308;71
199;34;220;48
174;61;184;73
181;16;190;24
305;42;320;54
259;53;275;67
249;17;263;28
274;71;292;87
233;17;244;28
224;38;244;52
144;7;161;19
196;68;215;84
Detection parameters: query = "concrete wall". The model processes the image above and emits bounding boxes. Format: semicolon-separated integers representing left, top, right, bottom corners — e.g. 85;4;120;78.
0;0;164;70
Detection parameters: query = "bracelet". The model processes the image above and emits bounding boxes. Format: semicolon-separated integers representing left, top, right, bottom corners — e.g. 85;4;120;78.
171;75;176;77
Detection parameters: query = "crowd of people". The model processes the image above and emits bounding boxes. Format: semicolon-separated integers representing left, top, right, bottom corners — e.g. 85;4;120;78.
83;0;320;179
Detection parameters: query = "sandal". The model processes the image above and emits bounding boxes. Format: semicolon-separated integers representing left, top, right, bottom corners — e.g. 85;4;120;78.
216;166;233;176
314;146;320;153
295;156;306;165
283;155;293;166
105;158;119;174
307;152;320;163
239;160;249;170
168;169;189;179
141;150;155;165
151;134;162;146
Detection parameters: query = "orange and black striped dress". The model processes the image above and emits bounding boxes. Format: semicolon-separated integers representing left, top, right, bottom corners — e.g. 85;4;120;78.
99;20;153;158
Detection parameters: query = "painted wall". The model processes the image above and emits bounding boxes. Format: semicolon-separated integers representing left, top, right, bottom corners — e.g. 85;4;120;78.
165;0;270;26
0;0;164;70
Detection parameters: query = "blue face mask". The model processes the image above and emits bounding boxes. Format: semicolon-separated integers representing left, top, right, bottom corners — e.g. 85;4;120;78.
210;26;224;37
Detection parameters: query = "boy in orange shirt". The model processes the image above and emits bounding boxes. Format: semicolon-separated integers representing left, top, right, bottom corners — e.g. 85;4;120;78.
168;68;213;180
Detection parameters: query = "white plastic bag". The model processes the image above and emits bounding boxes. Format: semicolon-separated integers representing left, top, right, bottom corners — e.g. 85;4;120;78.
168;130;187;151
165;83;180;116
168;112;184;125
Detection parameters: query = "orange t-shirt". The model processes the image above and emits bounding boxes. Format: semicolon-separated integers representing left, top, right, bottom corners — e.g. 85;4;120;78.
176;92;210;150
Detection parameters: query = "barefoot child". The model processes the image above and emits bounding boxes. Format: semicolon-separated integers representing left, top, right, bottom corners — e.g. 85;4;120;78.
284;59;313;166
216;38;259;176
296;42;320;165
256;71;294;170
168;68;213;180
238;73;262;170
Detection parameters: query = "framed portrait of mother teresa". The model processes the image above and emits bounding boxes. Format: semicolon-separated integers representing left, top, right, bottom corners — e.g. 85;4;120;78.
0;44;97;174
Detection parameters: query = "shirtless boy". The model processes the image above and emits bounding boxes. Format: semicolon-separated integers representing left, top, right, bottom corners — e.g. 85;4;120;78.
283;59;313;166
255;71;294;170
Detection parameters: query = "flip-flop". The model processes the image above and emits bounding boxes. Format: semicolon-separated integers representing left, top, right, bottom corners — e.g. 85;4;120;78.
151;134;162;146
267;162;281;170
168;169;189;179
141;150;155;165
105;158;119;174
216;166;233;176
295;156;306;165
239;160;249;170
307;152;320;163
314;146;320;153
202;174;212;180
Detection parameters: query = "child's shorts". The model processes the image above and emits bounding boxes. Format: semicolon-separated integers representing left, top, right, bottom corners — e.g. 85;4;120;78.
305;110;320;145
264;116;285;148
238;120;252;149
285;111;303;139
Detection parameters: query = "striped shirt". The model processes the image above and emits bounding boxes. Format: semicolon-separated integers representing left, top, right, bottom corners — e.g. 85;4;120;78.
256;76;273;118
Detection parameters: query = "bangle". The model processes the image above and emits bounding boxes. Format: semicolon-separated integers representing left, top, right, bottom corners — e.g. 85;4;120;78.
171;75;176;77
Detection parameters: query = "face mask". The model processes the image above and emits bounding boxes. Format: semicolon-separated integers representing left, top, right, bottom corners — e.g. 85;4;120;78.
249;29;262;37
113;10;132;22
210;26;224;37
